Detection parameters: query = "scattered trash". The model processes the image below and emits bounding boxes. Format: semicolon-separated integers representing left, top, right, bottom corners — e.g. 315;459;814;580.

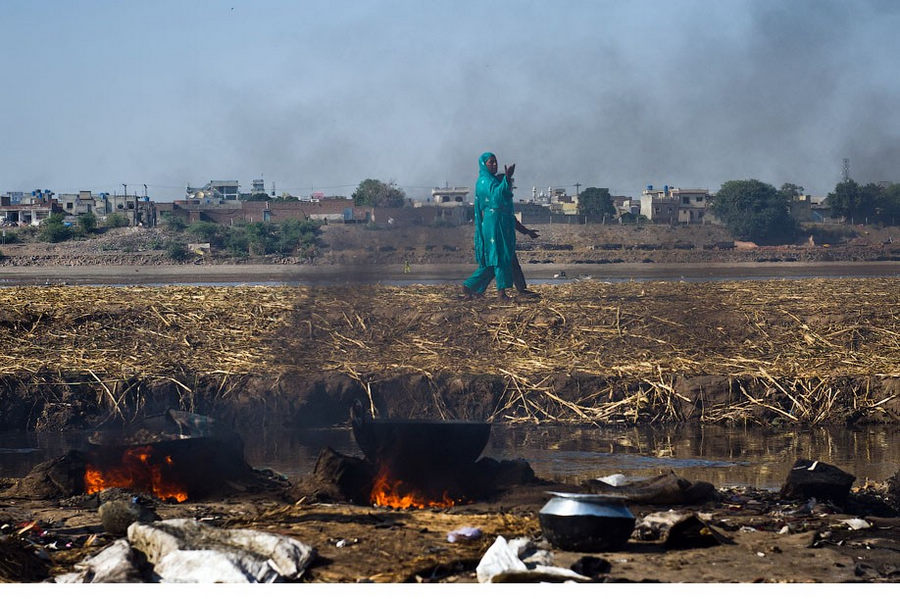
569;556;611;578
99;498;157;536
329;537;360;548
635;511;730;549
841;518;871;530
16;520;44;537
475;536;591;583
596;473;627;487
447;526;482;543
58;518;315;583
739;526;758;533
56;539;146;583
781;459;855;504
585;471;718;505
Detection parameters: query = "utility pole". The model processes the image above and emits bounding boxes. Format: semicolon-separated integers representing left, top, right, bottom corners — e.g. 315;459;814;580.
123;183;132;225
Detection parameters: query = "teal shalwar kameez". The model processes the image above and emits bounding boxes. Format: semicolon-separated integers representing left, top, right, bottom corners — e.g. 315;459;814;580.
463;152;516;293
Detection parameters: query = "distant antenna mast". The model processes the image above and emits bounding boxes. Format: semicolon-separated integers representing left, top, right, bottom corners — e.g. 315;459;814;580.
574;183;582;196
271;182;276;197
842;158;850;182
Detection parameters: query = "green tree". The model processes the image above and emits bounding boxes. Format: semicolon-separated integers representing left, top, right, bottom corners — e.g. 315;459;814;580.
104;213;129;228
161;212;187;232
222;227;249;257
164;241;190;262
77;212;97;234
710;179;798;245
37;212;72;243
352;179;407;208
577;187;615;219
826;179;888;224
825;180;857;220
882;184;900;226
245;222;277;255
277;218;321;255
779;183;805;200
186;221;223;244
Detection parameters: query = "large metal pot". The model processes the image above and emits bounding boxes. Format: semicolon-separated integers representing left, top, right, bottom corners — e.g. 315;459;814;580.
351;416;491;473
539;492;636;551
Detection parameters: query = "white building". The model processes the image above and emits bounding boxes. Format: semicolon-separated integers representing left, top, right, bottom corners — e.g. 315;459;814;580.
429;186;470;205
640;185;711;224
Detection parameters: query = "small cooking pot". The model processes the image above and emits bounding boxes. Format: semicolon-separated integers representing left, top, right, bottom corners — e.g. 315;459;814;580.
539;492;636;551
351;416;491;473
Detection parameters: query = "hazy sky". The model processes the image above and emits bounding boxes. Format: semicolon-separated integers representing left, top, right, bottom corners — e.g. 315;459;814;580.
2;0;898;201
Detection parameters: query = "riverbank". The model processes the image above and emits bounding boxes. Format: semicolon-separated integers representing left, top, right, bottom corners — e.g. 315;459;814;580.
1;259;899;286
1;222;898;271
0;277;896;432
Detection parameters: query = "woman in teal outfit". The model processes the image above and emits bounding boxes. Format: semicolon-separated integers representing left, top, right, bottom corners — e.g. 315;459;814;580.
462;152;517;300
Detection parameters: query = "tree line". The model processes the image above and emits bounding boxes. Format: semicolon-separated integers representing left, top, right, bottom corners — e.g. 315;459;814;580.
27;175;899;250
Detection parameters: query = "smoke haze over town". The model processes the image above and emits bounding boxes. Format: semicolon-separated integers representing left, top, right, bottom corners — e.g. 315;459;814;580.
1;0;898;201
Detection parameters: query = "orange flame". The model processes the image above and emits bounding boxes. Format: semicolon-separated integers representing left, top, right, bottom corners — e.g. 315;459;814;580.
370;466;457;509
84;445;188;503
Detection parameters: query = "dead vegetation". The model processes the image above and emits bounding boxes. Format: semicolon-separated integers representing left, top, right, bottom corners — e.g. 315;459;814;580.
0;278;897;429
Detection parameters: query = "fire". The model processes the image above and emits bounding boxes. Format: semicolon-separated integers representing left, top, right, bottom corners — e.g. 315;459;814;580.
370;466;457;509
84;445;188;503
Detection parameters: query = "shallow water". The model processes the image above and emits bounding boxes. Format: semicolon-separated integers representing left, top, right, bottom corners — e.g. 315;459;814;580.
3;424;897;491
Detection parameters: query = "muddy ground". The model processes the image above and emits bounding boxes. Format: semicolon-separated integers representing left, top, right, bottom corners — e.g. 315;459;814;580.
2;468;900;583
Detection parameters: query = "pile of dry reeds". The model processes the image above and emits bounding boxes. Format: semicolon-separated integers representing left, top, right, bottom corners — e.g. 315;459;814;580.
0;278;896;424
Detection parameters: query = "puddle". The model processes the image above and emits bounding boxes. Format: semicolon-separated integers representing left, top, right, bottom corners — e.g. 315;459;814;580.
2;423;897;491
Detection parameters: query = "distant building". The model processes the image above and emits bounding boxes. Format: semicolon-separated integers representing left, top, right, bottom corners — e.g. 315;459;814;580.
612;195;638;217
58;191;102;217
3;191;25;205
0;197;63;225
186;180;240;204
169;197;357;225
640;185;711;224
791;194;829;222
546;188;577;215
429;186;471;205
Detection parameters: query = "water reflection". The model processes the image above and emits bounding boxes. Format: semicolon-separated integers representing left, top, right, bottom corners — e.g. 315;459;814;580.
2;424;898;491
241;423;900;490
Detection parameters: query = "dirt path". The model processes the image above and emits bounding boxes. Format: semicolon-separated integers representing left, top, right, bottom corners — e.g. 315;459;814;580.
2;260;899;285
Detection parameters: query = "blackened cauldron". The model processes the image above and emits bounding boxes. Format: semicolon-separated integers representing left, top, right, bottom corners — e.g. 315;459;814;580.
351;414;491;474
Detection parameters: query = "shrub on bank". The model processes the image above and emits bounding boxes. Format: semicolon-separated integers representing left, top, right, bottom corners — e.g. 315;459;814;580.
104;213;129;229
164;241;190;262
77;212;98;235
0;229;21;244
37;213;73;243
